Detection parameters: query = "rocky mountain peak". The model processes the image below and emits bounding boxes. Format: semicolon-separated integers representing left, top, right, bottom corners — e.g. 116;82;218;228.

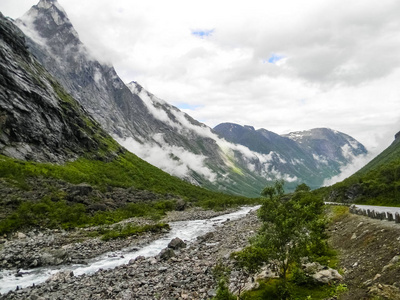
18;0;80;51
37;0;60;10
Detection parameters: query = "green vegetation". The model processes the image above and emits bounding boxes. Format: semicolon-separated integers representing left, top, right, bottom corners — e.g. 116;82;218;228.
0;149;259;234
212;262;236;300
226;181;335;299
241;280;347;300
0;197;176;235
328;205;349;223
0;152;256;205
318;137;400;206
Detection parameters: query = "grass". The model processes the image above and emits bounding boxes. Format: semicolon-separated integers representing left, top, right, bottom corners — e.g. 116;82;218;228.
0;152;259;207
328;205;350;223
317;138;400;206
241;278;347;300
0;197;177;235
0;152;260;234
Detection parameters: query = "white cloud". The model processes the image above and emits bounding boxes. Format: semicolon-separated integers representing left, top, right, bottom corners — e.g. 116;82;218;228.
323;153;374;186
116;135;217;183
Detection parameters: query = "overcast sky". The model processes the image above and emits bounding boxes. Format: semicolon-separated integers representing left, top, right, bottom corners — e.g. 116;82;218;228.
2;0;400;155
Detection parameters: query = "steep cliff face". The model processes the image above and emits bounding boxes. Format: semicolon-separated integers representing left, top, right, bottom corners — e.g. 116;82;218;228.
0;12;122;163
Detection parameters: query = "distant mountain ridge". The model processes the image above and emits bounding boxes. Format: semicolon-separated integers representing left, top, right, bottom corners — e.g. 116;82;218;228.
214;123;368;189
12;0;368;195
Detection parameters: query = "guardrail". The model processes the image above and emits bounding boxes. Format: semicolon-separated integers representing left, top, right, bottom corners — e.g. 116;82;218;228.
349;205;400;223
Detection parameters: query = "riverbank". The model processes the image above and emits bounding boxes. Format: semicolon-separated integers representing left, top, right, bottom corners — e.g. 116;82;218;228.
0;206;258;299
0;207;237;271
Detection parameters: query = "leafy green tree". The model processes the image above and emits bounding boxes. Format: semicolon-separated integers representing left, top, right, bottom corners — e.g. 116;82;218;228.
257;182;324;281
261;179;285;200
233;180;326;299
230;246;269;298
295;183;311;193
212;262;236;300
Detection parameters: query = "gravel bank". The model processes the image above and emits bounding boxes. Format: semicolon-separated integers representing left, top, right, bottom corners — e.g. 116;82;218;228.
0;207;260;299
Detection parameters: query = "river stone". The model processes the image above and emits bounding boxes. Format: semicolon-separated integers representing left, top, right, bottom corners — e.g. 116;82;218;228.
312;268;343;284
168;237;187;250
16;232;27;239
197;232;214;242
159;248;176;260
46;270;74;283
175;199;187;211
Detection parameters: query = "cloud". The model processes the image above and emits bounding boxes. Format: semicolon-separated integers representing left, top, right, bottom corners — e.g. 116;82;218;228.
116;135;217;183
4;0;400;154
323;153;374;186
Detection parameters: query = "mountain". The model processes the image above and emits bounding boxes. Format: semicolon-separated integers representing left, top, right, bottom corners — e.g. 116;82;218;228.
321;131;400;205
14;0;271;196
214;123;368;189
0;12;122;163
13;0;368;196
0;11;254;228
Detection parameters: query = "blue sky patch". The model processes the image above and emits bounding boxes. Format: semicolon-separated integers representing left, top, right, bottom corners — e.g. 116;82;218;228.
177;103;200;110
267;54;285;64
191;29;214;39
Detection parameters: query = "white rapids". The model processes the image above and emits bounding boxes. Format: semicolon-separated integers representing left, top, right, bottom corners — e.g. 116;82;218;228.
0;206;259;295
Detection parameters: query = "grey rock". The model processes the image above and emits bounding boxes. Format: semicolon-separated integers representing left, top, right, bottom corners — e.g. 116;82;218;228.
207;289;217;297
312;268;343;284
159;248;176;260
168;237;187;250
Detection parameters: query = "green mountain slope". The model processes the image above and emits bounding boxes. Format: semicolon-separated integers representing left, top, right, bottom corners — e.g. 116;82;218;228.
0;13;255;234
320;133;400;206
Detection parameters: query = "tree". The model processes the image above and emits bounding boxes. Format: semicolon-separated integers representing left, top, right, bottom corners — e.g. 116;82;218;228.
261;179;285;200
230;246;269;298
295;183;311;193
257;181;324;281
233;180;326;299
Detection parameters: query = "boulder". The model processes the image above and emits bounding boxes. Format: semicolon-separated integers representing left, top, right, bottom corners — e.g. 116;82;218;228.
312;268;343;284
69;183;93;197
168;237;186;250
159;248;176;260
175;199;187;211
303;262;342;284
197;232;214;242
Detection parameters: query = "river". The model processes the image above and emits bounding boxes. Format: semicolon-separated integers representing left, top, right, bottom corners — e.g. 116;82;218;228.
0;206;259;294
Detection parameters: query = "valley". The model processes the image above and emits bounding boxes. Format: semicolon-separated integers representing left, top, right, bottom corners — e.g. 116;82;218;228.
1;0;400;299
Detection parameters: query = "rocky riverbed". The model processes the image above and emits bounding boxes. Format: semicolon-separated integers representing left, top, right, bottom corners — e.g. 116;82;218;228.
0;207;257;299
0;207;237;271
